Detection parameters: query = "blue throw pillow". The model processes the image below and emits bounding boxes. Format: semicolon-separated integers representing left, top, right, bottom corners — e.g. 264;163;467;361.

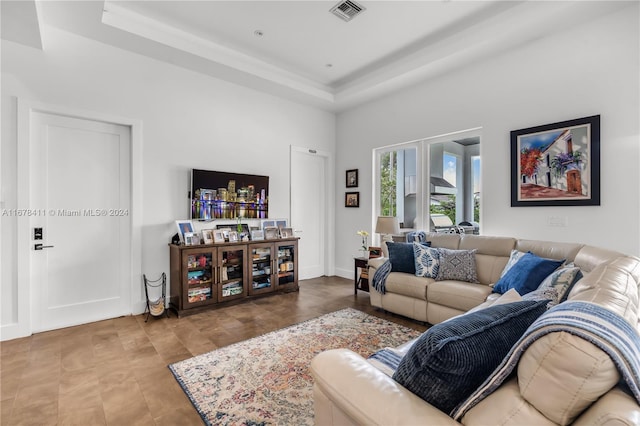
387;242;430;274
492;252;564;295
414;243;440;278
392;300;549;415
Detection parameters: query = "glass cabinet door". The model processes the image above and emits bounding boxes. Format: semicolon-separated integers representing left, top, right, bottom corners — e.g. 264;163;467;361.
249;243;275;295
217;246;247;301
275;242;297;289
183;249;216;306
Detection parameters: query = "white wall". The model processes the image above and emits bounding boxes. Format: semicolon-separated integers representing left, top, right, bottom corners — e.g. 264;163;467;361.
334;4;640;277
1;26;335;335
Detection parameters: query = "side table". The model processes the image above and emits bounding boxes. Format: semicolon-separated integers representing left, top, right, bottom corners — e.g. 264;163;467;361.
354;257;369;294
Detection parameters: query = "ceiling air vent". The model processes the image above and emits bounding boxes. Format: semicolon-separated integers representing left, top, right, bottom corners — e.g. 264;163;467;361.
330;0;366;22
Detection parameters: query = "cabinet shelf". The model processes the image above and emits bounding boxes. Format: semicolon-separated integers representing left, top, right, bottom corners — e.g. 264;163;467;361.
188;279;212;286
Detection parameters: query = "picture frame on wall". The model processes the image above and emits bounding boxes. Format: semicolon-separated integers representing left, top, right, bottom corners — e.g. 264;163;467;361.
511;115;600;207
346;169;358;188
175;220;194;244
345;192;359;208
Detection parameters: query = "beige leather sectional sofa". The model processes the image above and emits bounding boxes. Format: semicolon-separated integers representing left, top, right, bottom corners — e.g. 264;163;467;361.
311;233;640;425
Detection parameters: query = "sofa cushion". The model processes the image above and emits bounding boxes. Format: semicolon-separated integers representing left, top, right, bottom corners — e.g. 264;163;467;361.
523;266;581;307
414;243;440;278
385;272;430;300
517;331;620;424
435;248;479;283
493;252;564;295
467;288;522;314
387;242;430;274
427;281;493;312
392;300;548;415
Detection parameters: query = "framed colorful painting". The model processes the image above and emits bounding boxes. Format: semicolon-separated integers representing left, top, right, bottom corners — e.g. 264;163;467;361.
511;115;600;207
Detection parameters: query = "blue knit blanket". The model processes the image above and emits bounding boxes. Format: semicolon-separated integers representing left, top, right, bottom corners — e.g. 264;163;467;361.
371;259;392;294
452;301;640;420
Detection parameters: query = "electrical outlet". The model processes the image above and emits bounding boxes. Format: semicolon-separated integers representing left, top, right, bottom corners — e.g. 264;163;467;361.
547;216;568;227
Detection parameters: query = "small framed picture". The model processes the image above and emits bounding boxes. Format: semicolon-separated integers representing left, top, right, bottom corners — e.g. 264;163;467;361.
184;232;198;246
261;219;276;230
228;230;239;242
176;220;195;244
213;230;225;243
345;192;359;208
275;219;288;230
346;169;358;188
202;229;214;244
368;246;382;259
264;227;279;240
280;227;294;238
251;229;265;241
216;226;232;241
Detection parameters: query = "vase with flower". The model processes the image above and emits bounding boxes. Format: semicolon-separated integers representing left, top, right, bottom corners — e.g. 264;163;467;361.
356;230;369;258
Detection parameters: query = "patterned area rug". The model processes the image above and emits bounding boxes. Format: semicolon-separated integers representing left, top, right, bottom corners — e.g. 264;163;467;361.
169;308;422;425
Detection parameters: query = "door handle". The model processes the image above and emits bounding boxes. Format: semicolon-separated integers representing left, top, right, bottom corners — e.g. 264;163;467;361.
34;244;54;250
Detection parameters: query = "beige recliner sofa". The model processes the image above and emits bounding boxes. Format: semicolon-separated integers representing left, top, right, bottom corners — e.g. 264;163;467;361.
311;233;640;425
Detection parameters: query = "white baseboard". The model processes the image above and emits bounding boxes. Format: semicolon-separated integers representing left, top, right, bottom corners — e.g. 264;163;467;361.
334;267;352;280
0;322;30;341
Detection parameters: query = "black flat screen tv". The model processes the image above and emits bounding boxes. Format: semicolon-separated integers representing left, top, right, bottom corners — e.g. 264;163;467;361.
190;169;269;220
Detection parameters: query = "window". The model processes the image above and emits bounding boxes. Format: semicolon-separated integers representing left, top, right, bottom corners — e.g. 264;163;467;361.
376;146;418;229
373;130;481;237
472;156;481;222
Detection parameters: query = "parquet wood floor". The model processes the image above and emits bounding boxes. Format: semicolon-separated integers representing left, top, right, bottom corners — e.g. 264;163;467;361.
1;276;427;425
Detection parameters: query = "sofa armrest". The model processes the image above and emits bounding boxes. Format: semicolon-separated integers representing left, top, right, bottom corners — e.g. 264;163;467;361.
368;257;387;271
310;349;461;426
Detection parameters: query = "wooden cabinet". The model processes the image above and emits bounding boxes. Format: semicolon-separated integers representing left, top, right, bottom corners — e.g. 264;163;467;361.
170;238;298;316
274;240;298;291
248;239;298;295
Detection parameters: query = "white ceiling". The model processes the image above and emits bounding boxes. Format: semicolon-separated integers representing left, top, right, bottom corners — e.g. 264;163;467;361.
1;1;630;111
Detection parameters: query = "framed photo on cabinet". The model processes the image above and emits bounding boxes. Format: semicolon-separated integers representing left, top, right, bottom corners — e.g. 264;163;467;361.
202;229;214;244
175;220;194;244
264;227;279;239
213;229;225;243
184;232;198;246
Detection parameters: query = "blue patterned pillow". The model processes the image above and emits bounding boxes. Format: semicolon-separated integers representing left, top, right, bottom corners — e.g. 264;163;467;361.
523;266;581;306
387;242;430;274
492;252;564;295
414;243;440;278
435;248;479;283
392;300;548;415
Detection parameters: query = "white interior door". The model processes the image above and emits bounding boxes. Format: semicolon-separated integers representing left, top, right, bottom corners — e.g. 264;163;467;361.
30;112;131;332
291;147;327;279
